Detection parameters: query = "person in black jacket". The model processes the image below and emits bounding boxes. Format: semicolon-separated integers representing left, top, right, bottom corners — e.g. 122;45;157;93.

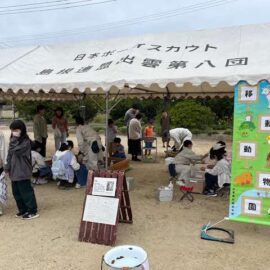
5;120;39;220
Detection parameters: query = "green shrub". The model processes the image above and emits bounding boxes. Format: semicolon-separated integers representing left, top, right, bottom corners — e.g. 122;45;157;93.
114;118;125;127
169;100;216;132
118;126;127;134
93;114;106;124
192;129;202;135
15;98;98;123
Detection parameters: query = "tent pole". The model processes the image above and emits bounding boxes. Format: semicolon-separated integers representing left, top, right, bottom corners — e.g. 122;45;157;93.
12;98;16;120
105;92;109;170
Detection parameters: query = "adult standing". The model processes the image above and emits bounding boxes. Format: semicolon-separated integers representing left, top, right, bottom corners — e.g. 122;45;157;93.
169;128;192;151
75;116;103;170
52;107;68;151
33;105;48;157
160;111;171;148
129;113;142;161
124;104;139;154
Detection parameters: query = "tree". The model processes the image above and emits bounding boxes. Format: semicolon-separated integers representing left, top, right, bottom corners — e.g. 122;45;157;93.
110;98;164;124
169;100;216;132
15;98;98;123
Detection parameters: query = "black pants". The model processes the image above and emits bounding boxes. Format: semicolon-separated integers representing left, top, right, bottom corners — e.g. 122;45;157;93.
205;173;218;192
168;164;176;177
129;139;141;157
12;180;38;215
35;137;47;157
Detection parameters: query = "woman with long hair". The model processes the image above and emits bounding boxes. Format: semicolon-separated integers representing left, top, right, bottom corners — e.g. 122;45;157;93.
5;120;39;220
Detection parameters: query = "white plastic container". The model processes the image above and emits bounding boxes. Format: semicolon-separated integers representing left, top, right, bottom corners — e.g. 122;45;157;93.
102;245;149;270
158;186;173;202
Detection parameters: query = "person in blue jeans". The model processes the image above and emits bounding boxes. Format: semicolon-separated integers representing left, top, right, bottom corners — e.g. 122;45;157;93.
112;137;126;158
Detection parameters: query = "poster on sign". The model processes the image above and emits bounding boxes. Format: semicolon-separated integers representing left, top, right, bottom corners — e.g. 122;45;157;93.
82;195;119;225
92;177;117;197
230;80;270;226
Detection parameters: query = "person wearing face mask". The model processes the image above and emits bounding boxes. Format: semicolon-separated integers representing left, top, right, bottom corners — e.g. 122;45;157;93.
5;120;39;220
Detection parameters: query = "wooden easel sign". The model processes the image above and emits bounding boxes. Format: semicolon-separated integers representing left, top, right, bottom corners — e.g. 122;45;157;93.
78;170;132;246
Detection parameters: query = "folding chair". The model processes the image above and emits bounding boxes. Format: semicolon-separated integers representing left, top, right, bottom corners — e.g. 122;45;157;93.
178;186;194;202
141;136;157;162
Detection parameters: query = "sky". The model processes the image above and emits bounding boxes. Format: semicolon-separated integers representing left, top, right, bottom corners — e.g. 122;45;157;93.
0;0;270;48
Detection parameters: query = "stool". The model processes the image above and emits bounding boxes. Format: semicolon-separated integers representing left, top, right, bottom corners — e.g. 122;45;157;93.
179;186;194;202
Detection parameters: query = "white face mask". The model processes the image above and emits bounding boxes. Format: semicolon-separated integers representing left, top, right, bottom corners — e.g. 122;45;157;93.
12;131;21;137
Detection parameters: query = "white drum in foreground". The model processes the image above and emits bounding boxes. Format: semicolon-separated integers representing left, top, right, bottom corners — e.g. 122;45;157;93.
102;245;149;270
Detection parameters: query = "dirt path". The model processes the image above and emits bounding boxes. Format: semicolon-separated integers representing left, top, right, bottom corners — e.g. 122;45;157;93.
0;126;268;270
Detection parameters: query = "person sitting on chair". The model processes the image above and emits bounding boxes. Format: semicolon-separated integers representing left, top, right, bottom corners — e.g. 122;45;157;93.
201;144;231;197
31;143;51;185
168;140;208;185
112;137;126;159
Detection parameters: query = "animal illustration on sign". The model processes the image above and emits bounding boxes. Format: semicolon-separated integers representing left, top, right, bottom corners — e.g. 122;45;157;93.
262;87;270;108
235;172;252;185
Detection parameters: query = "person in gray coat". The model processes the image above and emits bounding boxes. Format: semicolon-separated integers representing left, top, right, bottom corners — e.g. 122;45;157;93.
5;120;39;220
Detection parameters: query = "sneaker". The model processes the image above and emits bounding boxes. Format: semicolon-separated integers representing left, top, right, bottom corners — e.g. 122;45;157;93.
204;190;217;197
75;183;81;189
15;212;27;218
35;178;48;185
22;213;40;220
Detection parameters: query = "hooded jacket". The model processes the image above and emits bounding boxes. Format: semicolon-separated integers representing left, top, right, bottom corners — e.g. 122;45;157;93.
5;137;32;181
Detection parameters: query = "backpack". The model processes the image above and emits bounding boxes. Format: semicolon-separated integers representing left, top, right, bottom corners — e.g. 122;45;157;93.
51;156;66;180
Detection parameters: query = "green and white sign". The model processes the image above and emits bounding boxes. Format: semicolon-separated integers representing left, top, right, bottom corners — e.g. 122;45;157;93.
230;80;270;225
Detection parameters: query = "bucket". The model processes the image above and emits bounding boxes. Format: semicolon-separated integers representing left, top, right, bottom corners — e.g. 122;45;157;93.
101;245;149;270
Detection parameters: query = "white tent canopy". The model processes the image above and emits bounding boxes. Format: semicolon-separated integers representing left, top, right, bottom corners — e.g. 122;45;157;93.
1;23;270;97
